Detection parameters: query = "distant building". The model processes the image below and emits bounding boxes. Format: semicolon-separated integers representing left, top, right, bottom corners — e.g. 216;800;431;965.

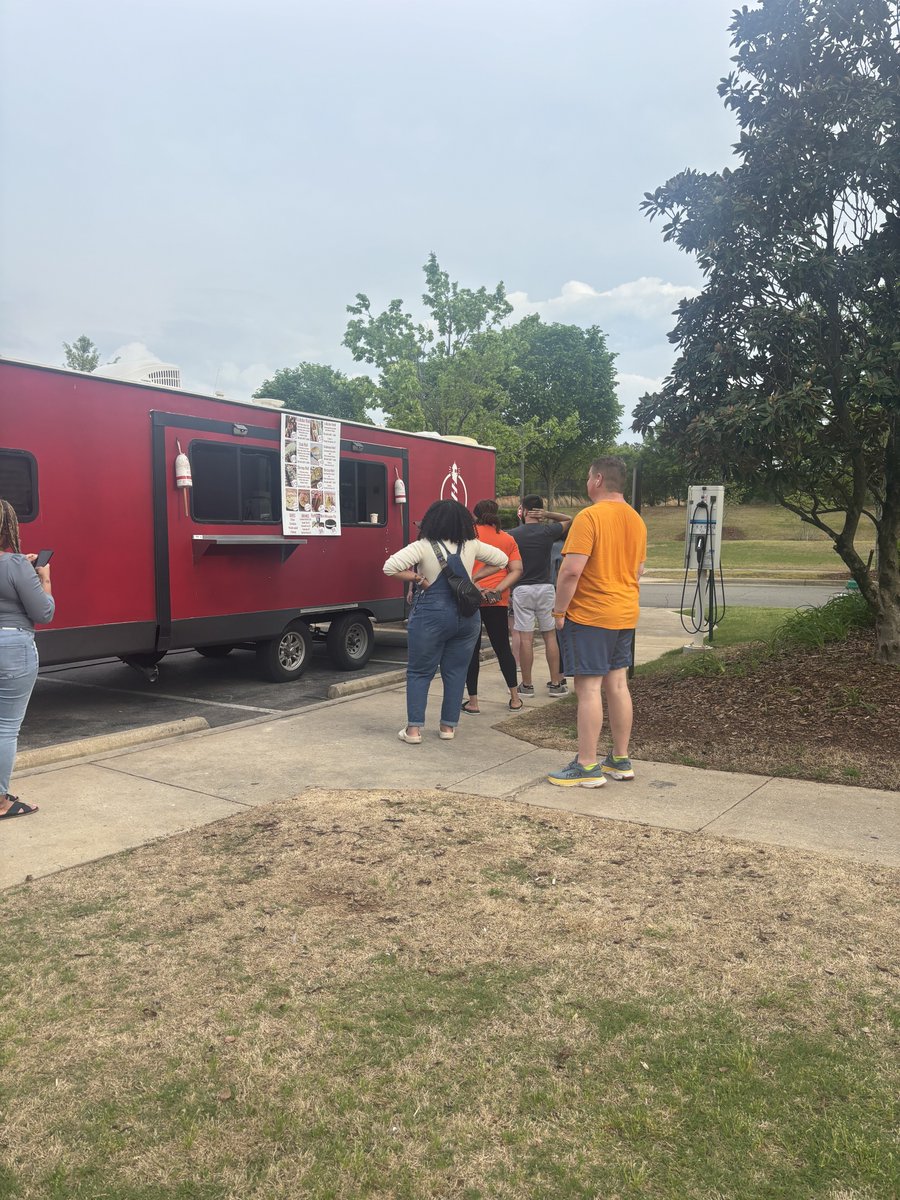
94;353;181;389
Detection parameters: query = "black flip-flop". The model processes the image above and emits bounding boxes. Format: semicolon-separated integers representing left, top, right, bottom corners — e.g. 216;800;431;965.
508;699;524;711
461;701;481;715
0;797;38;820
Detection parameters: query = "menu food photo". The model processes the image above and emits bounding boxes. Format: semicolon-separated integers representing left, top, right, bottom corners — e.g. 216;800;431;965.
281;414;341;536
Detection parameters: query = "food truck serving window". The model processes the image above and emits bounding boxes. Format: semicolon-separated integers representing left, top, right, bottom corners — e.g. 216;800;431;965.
190;442;282;524
0;450;38;522
339;460;387;526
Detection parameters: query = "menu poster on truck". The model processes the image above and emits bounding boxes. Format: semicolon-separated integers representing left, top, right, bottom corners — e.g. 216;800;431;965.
281;413;342;536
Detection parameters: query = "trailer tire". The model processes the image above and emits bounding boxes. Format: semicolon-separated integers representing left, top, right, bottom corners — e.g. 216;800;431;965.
256;621;312;682
196;644;235;658
326;612;375;671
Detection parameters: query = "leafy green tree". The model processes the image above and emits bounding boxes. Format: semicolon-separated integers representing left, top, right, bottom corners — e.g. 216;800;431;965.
500;316;620;504
254;363;375;423
343;253;514;437
635;0;900;663
631;418;693;506
63;335;100;372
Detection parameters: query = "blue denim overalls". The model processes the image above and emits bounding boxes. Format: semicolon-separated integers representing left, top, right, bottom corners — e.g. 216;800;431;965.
405;544;481;729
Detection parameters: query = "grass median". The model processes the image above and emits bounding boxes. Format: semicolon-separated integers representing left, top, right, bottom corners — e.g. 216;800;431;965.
2;788;898;1199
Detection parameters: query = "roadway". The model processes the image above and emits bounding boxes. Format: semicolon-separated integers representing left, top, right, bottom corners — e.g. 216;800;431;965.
640;579;840;610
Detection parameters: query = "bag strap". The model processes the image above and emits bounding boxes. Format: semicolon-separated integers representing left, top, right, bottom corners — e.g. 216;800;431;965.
432;540;472;581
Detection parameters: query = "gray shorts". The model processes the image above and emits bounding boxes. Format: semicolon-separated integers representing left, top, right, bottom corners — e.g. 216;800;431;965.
512;584;556;633
558;619;634;676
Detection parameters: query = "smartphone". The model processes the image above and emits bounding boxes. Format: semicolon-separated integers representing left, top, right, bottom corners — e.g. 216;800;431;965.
33;549;54;569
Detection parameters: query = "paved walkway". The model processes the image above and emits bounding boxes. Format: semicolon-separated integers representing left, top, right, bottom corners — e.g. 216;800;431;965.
3;610;897;888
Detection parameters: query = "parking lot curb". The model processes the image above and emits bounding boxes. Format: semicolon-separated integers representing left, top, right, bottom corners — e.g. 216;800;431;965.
326;647;499;700
327;669;407;699
16;717;211;770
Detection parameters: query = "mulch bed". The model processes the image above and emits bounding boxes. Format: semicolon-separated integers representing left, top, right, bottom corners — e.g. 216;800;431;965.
502;633;900;790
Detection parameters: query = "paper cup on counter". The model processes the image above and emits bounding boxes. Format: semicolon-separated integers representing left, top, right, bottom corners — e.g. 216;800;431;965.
370;513;379;524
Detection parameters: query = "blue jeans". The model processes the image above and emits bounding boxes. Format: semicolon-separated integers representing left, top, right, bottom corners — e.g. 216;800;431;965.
0;628;39;796
406;572;481;728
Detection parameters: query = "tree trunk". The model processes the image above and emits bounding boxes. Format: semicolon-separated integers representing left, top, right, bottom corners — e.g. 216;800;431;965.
874;417;900;665
874;485;900;666
874;580;900;665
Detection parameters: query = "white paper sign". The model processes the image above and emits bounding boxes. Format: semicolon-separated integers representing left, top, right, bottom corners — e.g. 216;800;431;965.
281;413;341;536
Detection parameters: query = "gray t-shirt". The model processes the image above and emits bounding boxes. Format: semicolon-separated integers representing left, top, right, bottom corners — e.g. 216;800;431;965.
509;522;565;585
0;553;55;630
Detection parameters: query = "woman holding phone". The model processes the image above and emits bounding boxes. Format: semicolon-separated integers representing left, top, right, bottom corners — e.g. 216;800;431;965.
0;498;55;819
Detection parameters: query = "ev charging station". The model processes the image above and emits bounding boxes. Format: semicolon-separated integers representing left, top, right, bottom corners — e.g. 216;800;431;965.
682;484;726;650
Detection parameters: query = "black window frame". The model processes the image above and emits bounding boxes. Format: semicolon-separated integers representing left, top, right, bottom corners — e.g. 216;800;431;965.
0;448;39;523
188;439;282;525
339;459;388;527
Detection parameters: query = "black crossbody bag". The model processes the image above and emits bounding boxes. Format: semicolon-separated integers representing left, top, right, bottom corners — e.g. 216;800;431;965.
431;541;483;617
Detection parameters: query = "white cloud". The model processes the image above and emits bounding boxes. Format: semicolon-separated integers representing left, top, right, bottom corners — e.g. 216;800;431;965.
506;276;697;432
616;372;663;422
507;276;699;324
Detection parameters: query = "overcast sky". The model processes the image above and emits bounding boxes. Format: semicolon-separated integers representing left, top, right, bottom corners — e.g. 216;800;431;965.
0;0;745;431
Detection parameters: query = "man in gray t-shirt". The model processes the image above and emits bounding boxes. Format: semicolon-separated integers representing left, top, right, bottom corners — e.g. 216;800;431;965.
509;495;572;697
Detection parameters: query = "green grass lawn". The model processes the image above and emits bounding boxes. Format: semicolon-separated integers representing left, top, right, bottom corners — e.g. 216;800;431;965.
646;539;854;572
543;503;875;577
642;505;873;574
635;607;789;679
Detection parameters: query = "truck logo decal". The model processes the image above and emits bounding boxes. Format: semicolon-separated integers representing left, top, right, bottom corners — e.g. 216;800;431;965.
440;462;468;507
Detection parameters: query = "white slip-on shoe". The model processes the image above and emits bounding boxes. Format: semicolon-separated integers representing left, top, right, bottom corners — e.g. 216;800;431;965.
398;728;422;744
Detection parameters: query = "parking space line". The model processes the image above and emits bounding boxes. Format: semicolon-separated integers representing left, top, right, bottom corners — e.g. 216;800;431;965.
37;676;283;715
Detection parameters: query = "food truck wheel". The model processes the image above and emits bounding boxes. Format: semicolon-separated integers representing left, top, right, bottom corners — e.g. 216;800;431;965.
256;621;312;681
326;613;374;671
196;644;235;658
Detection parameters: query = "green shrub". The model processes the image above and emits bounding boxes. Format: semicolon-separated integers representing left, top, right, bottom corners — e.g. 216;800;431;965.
771;593;874;651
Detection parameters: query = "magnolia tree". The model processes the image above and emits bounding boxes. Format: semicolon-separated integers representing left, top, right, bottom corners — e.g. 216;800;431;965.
634;0;900;663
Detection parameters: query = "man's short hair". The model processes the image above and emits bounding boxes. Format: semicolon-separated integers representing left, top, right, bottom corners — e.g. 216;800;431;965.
589;457;627;493
522;494;544;510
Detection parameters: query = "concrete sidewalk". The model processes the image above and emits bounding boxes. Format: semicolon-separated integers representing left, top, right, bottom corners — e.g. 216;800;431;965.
3;609;897;887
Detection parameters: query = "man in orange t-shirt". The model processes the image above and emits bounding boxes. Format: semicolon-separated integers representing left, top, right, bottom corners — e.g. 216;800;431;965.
547;457;647;788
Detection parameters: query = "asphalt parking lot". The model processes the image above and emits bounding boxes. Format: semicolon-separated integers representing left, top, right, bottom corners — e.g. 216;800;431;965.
20;626;410;753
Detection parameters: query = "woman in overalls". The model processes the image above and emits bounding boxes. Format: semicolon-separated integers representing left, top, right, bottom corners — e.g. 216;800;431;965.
384;499;510;743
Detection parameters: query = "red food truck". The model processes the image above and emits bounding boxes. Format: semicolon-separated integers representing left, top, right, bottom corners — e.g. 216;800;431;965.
0;358;496;680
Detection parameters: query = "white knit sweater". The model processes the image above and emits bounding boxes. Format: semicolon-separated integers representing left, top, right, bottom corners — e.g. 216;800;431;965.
383;538;508;584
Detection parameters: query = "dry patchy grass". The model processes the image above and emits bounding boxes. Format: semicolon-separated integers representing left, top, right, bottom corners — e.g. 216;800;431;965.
1;789;898;1199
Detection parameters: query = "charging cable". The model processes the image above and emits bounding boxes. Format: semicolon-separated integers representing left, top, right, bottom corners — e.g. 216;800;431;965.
680;497;727;637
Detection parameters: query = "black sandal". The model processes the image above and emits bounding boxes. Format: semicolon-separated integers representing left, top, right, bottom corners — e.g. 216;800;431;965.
0;796;39;820
508;698;524;711
461;701;481;715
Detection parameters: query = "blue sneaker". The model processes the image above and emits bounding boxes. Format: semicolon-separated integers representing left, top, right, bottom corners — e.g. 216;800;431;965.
547;759;607;788
601;753;635;781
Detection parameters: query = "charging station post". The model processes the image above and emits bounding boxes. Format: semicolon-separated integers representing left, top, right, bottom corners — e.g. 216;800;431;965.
682;484;726;651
